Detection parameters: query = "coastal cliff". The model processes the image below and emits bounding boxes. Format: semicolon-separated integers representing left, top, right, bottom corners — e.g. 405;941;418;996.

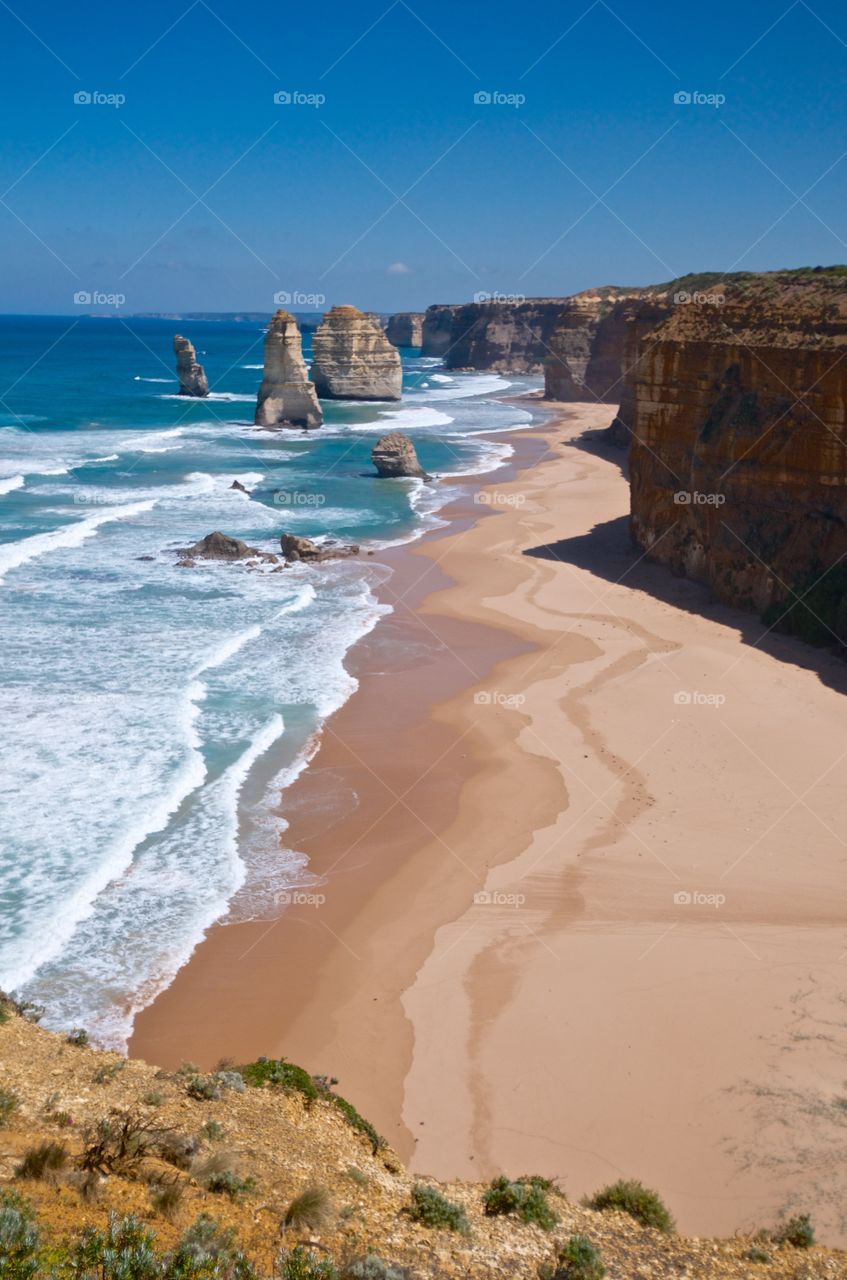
254;310;322;430
0;1005;836;1280
311;306;402;400
424;299;568;373
625;269;847;639
386;312;424;347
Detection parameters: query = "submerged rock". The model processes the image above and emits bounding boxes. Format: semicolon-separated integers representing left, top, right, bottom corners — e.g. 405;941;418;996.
179;531;278;563
230;479;250;493
173;335;209;397
281;533;360;563
255;310;323;430
371;431;430;479
311;306;402;401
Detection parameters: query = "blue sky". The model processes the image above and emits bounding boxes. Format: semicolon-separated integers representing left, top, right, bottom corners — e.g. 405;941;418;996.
2;0;846;313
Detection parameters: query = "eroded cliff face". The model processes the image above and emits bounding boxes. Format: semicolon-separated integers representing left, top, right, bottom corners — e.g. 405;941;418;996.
311;305;402;400
421;304;461;356
442;299;569;373
254;309;323;429
173;334;209;397
386;312;424;347
626;270;847;633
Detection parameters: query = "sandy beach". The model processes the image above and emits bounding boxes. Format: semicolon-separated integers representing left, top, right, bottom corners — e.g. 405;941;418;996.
132;402;847;1244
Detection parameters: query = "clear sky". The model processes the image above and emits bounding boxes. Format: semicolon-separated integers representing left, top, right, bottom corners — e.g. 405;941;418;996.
2;0;846;313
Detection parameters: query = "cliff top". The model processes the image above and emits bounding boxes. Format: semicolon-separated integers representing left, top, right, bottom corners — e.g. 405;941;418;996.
0;1004;843;1279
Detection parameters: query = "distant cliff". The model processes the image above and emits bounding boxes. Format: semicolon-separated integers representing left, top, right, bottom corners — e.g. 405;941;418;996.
386;312;424;347
625;269;847;643
421;299;569;372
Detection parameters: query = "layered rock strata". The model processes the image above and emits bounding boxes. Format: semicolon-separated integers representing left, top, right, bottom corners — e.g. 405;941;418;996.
311;306;402;400
372;431;430;478
255;310;323;429
625;269;847;629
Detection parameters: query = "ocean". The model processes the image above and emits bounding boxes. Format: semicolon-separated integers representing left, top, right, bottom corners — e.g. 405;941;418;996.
0;315;540;1048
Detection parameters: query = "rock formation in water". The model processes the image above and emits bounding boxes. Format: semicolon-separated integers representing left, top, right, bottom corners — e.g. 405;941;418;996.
371;431;430;479
625;269;847;639
177;531;279;565
173;335;209;397
280;533;360;563
310;306;402;400
255;310;323;429
386;313;424;347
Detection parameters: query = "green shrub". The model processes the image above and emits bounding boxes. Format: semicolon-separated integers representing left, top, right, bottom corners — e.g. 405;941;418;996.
284;1186;332;1231
482;1175;558;1229
197;1120;224;1143
406;1184;470;1234
142;1091;164;1107
276;1245;337;1280
186;1074;221;1102
587;1179;674;1233
241;1058;318;1101
341;1257;410;1280
156;1131;199;1171
345;1166;367;1187
744;1245;772;1264
66;1027;90;1047
73;1213;159;1280
15;1141;68;1181
93;1061;125;1085
329;1095;383;1154
170;1214;257;1280
79;1110;158;1176
0;1191;40;1280
204;1170;255;1200
0;1087;19;1126
772;1213;815;1248
551;1234;606;1280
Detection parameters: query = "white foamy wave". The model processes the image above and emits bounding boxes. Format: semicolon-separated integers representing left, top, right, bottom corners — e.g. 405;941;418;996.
0;498;158;585
134;376;172;383
379;407;455;428
157;392;256;403
431;374;454;383
241;363;263;369
0;474;24;495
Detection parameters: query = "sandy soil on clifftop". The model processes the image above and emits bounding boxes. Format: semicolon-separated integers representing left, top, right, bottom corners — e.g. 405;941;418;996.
134;404;847;1245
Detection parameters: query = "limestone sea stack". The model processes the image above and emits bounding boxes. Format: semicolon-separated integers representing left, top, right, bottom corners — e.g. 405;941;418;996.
255;310;323;430
311;306;402;401
386;313;424;348
372;431;430;479
173;335;209;397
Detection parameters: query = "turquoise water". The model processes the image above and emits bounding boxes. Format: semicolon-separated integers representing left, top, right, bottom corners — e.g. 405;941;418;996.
0;315;539;1047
